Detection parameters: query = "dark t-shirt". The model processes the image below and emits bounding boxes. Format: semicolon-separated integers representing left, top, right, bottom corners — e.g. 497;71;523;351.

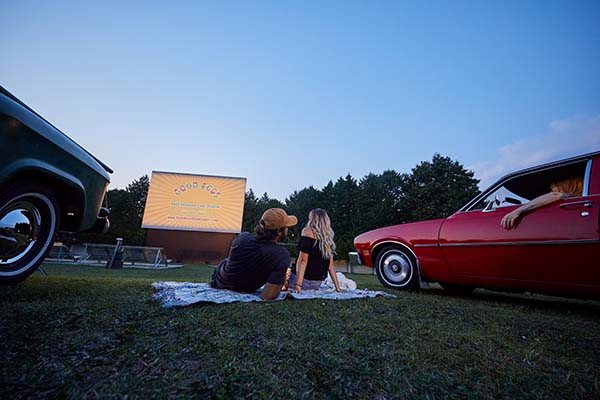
211;232;290;293
291;235;330;281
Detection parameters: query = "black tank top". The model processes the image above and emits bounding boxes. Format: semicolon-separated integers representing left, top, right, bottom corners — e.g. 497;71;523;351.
292;235;330;281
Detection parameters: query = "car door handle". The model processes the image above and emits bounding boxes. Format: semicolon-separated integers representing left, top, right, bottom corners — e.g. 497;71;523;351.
559;200;593;209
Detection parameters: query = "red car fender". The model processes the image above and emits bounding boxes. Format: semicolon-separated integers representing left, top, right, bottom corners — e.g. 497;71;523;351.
355;219;455;282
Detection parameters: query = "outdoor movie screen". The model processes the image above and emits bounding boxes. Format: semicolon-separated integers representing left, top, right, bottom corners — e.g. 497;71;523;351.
141;171;247;233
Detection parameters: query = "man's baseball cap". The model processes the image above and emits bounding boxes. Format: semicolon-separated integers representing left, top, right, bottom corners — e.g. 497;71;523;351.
260;208;298;230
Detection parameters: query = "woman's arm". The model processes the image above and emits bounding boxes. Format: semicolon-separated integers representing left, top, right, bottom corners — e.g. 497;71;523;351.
293;227;315;293
328;256;342;292
293;251;309;293
501;191;568;229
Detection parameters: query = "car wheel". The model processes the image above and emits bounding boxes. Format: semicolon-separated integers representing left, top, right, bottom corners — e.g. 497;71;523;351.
440;282;475;294
0;184;60;283
375;246;420;291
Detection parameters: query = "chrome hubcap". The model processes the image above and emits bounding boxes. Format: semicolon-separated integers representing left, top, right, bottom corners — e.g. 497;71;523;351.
382;253;411;283
0;201;41;265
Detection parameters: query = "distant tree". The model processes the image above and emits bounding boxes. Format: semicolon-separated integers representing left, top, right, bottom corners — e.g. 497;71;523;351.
398;154;480;222
75;175;150;246
358;170;405;231
107;189;146;245
285;186;323;241
242;189;259;232
241;191;285;233
258;192;286;210
76;189;139;245
126;175;150;221
320;180;336;216
325;174;360;259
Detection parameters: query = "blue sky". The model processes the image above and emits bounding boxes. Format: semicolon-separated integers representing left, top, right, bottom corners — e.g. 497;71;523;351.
2;0;599;200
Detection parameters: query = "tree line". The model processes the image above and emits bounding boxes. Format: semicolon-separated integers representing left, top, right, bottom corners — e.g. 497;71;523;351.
243;154;480;258
76;154;480;259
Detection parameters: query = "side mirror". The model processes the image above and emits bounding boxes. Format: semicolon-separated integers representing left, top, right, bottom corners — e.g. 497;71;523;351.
483;195;501;212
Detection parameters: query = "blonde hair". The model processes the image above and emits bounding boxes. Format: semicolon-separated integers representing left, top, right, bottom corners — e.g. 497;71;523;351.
550;177;583;197
306;208;336;260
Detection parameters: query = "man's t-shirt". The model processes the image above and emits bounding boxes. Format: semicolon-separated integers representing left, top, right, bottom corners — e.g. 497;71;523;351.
211;232;290;293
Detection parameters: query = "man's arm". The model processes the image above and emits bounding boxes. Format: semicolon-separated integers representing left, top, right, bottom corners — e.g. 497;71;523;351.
262;249;290;300
261;282;282;300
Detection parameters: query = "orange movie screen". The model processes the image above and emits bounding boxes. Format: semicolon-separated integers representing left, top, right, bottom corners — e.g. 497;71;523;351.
141;171;247;233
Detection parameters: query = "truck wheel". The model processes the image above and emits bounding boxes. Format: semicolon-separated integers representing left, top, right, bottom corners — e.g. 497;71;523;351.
375;246;420;291
0;185;60;283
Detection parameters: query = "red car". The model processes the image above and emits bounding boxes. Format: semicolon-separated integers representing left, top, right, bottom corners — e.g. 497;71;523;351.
353;151;600;299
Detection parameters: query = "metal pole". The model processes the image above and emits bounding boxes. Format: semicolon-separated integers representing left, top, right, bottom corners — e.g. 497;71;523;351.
107;238;123;269
153;249;161;268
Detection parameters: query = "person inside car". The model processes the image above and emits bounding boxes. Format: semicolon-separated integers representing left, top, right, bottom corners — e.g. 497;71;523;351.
501;176;583;229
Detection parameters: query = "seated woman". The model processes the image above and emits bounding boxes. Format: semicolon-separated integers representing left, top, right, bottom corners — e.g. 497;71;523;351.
501;176;583;229
285;208;342;293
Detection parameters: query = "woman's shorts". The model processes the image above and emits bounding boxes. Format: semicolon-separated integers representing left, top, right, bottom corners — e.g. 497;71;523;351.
287;272;323;290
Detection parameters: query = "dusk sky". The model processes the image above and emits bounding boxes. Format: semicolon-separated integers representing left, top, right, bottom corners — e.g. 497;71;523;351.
2;0;599;200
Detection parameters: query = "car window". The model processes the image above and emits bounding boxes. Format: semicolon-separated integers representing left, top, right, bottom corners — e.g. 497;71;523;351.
471;186;530;211
467;159;588;212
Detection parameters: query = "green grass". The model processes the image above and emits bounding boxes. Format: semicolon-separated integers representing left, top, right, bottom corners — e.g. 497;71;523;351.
1;263;599;399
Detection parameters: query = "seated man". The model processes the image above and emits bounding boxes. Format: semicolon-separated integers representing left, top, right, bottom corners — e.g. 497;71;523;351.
210;208;297;300
501;176;583;229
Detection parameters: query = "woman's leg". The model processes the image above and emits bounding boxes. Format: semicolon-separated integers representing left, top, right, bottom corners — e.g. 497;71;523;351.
301;279;323;290
288;274;324;291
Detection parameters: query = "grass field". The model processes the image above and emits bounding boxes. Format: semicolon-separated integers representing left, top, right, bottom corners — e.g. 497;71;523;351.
1;263;599;399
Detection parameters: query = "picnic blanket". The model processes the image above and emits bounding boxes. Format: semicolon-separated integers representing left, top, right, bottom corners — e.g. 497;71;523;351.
152;281;396;308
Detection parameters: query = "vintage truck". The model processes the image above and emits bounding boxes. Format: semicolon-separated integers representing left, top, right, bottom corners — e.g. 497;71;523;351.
0;86;112;283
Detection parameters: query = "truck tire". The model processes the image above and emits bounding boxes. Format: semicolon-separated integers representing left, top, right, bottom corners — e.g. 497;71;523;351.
0;184;60;283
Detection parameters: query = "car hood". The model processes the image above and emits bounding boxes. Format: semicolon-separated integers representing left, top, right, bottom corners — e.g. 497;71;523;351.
354;218;446;248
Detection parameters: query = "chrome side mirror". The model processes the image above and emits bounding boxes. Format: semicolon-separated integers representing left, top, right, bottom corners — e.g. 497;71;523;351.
483;195;500;212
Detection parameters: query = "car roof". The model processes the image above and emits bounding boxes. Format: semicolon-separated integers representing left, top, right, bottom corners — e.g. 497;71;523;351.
495;151;600;183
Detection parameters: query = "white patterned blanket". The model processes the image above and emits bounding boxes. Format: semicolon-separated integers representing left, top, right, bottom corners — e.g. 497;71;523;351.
152;281;396;308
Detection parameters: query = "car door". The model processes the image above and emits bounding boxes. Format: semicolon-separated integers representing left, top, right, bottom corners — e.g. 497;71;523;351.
439;177;600;286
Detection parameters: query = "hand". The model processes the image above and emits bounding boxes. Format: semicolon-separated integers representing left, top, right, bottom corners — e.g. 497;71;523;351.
336;288;345;293
292;284;302;294
501;209;521;230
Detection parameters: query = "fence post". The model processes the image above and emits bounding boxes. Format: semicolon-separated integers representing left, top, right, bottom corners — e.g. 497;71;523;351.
153;249;161;268
107;238;124;269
